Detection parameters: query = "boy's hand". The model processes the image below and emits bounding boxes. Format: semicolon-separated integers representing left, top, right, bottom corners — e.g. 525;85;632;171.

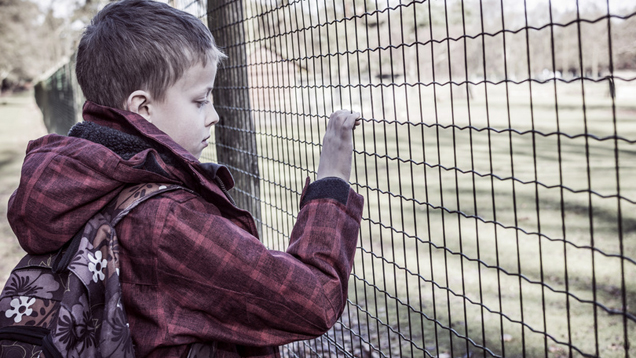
316;110;362;182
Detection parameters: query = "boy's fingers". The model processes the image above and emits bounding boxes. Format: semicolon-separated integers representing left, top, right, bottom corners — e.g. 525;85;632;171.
328;110;361;131
353;117;362;130
350;113;361;131
343;111;360;129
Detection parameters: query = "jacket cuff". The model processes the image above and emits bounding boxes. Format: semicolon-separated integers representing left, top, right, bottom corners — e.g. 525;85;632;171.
300;177;351;208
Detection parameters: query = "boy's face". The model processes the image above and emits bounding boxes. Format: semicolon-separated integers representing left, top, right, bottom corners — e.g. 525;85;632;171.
145;61;219;159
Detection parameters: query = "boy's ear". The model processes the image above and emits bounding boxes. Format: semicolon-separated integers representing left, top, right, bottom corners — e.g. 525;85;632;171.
125;90;152;122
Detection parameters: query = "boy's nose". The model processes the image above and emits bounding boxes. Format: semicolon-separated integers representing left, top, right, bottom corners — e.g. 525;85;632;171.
206;105;220;126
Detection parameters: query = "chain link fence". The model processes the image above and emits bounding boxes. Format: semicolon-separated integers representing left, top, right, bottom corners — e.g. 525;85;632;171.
36;0;636;357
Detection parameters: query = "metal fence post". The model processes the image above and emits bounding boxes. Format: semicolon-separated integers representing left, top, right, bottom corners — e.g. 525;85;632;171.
34;60;82;135
207;0;262;237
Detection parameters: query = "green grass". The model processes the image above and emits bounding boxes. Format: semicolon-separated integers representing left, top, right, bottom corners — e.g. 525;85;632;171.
206;79;636;358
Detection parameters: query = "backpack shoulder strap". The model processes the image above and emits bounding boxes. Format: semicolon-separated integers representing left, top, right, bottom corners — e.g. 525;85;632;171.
52;183;186;273
108;183;187;226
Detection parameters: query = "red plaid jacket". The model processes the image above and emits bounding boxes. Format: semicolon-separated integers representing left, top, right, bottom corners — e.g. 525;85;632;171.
7;101;364;357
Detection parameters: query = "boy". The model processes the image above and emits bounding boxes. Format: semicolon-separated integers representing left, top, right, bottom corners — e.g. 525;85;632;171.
7;0;363;357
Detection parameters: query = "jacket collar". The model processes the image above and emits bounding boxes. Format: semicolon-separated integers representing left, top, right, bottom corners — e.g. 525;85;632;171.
80;100;236;192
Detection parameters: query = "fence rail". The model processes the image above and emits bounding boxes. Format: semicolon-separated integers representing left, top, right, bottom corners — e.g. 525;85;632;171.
36;0;636;357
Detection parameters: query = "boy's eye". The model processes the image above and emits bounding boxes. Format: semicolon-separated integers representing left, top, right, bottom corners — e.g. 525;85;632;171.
196;99;210;108
196;93;213;108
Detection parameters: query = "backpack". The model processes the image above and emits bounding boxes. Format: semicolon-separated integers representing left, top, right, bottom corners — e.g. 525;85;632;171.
0;183;183;358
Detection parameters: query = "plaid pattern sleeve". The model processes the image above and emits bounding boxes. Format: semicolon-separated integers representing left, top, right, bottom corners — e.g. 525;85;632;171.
117;179;363;357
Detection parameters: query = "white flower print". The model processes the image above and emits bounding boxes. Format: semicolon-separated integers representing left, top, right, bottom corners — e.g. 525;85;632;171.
5;296;36;323
88;250;107;283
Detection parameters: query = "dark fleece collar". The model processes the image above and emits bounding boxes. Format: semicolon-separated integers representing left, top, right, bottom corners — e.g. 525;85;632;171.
67;121;177;179
68;121;175;165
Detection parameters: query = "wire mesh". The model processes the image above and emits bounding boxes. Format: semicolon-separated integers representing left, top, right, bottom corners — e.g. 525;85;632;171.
204;0;636;357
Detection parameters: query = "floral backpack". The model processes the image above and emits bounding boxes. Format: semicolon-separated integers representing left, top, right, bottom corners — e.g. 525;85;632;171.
0;183;183;358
